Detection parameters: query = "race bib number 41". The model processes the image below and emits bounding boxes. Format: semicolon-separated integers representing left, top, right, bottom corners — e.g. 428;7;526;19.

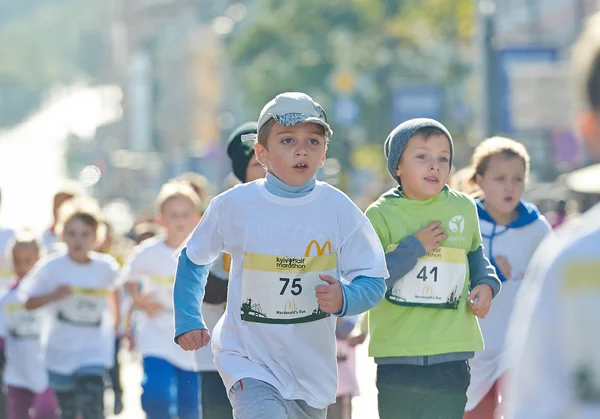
241;252;337;324
386;247;466;310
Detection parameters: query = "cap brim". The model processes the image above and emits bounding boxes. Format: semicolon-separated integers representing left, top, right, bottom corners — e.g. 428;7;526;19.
272;114;333;138
566;163;600;194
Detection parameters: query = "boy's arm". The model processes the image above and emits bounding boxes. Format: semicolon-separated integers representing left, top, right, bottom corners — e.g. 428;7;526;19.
173;248;210;342
467;245;501;298
384;235;425;288
173;197;225;345
335;209;390;317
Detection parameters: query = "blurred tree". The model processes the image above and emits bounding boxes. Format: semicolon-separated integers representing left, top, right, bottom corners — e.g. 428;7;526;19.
0;0;112;126
226;0;474;168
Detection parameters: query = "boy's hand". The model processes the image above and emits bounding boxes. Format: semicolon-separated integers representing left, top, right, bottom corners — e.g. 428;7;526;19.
494;255;512;280
177;329;210;351
134;294;163;318
467;284;493;318
414;222;447;252
315;275;344;314
348;333;367;347
51;285;72;301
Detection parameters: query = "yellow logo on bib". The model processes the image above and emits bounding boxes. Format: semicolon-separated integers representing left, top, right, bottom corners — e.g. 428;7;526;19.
305;240;331;257
284;300;297;311
422;285;433;296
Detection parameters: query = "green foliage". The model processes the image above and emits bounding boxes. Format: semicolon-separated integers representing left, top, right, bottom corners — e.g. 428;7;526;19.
226;0;474;158
0;0;112;126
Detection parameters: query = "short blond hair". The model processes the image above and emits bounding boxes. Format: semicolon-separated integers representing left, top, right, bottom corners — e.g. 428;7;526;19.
56;196;104;239
155;181;202;215
6;230;43;261
470;136;531;183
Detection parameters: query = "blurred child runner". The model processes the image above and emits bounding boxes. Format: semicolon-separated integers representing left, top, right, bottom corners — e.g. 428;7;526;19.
0;232;58;419
504;12;600;419
0;187;16;288
121;182;201;419
184;121;264;419
40;182;79;254
365;118;501;419
463;137;551;418
20;197;120;419
174;92;389;419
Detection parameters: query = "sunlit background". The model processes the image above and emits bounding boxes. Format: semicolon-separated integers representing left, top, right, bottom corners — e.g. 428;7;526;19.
0;2;599;416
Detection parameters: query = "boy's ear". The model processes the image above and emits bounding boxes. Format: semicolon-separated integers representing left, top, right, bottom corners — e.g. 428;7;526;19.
319;146;328;168
254;143;267;166
156;215;165;227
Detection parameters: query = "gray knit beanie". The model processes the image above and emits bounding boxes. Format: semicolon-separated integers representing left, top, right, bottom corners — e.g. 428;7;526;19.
384;118;454;183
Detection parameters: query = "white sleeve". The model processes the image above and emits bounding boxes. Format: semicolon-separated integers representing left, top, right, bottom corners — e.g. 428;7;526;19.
106;257;121;290
338;204;389;282
185;197;224;266
504;238;572;419
16;261;56;301
118;247;148;286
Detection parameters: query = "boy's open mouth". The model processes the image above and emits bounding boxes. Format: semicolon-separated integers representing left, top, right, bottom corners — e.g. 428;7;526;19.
294;163;308;172
424;176;439;184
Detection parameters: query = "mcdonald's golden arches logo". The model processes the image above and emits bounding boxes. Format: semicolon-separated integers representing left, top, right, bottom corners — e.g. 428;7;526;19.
422;285;433;296
284;300;297;311
304;240;331;257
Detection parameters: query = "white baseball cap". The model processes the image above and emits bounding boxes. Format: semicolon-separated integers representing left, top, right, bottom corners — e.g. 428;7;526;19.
242;92;333;142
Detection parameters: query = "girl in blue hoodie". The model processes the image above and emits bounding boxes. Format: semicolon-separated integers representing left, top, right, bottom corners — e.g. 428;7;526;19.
463;137;552;418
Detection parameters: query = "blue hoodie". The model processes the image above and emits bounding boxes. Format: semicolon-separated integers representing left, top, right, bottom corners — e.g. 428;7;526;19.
474;199;551;352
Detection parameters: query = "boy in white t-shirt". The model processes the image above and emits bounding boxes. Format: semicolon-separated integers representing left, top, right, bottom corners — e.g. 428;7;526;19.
0;232;58;419
20;197;120;419
121;182;201;419
173;92;389;419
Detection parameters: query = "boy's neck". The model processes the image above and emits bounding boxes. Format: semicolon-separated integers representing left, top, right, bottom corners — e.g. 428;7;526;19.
68;252;92;264
265;172;316;198
164;236;185;250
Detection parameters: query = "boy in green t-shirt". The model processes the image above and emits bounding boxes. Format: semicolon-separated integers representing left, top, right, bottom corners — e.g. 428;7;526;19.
365;118;501;419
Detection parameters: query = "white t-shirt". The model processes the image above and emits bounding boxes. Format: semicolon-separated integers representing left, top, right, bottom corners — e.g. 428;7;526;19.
120;237;197;371
0;284;48;393
185;180;389;409
40;230;65;255
18;252;119;375
195;302;225;372
466;214;551;410
0;227;15;289
504;203;600;419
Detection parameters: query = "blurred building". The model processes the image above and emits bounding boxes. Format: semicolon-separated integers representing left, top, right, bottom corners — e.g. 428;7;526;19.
105;0;242;212
477;0;599;183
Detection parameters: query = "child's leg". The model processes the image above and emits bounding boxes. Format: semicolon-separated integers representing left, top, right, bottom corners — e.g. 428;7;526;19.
463;379;499;419
48;372;77;419
6;385;35;419
325;395;352;419
200;371;232;419
175;366;200;419
33;387;59;419
377;362;471;419
229;379;287;419
54;391;77;419
141;357;175;419
75;375;104;419
109;337;123;397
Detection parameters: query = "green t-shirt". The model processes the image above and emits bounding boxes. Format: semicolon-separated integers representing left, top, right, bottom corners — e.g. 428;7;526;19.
365;187;484;358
